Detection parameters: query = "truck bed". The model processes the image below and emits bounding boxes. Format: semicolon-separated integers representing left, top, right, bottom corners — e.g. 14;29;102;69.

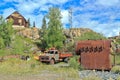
59;53;73;58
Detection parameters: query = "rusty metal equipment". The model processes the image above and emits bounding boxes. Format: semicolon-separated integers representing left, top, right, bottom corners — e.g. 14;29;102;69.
75;40;112;70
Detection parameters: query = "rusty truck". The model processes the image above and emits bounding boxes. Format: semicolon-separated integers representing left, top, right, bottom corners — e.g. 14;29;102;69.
39;48;73;64
75;40;113;70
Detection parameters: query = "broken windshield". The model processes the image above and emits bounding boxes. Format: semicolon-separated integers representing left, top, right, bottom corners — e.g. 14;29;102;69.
48;51;54;54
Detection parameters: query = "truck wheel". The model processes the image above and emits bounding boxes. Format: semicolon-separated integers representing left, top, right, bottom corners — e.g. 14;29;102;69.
64;58;69;63
50;59;55;65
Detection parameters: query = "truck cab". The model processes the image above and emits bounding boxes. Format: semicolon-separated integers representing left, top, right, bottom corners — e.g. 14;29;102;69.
39;50;60;64
47;50;59;61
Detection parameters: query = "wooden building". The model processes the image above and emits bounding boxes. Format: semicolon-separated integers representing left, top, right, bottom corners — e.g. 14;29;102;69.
6;11;28;28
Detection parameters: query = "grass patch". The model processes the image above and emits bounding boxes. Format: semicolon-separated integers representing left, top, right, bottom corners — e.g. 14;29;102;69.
0;58;41;75
0;57;80;79
111;66;120;74
0;56;56;75
115;55;120;65
51;67;79;79
117;76;120;80
110;54;120;65
69;56;84;70
0;48;11;56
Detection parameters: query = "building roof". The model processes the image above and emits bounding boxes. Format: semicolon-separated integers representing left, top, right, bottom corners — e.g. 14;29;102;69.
6;11;27;23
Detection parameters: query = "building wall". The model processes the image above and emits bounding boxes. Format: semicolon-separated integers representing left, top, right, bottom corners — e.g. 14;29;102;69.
6;11;28;28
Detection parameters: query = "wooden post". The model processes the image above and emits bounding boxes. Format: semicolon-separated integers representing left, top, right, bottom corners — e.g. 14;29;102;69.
113;54;116;66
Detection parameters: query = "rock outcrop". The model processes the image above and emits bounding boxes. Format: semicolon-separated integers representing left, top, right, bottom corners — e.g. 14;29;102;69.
64;28;93;38
16;27;40;40
16;27;93;40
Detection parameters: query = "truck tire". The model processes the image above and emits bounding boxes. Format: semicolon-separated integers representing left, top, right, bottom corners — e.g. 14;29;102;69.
64;57;69;63
50;59;55;65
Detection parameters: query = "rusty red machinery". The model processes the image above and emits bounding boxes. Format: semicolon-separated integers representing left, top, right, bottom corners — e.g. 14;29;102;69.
75;40;112;70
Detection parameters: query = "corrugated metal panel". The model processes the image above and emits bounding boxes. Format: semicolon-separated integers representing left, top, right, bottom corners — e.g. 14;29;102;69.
76;40;112;70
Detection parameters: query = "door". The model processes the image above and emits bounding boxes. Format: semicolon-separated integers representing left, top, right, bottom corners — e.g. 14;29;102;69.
54;51;59;60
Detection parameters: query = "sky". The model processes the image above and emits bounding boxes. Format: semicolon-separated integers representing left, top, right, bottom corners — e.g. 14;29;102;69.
0;0;120;37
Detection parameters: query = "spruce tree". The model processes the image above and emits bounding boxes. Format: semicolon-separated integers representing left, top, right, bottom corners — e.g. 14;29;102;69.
41;16;47;49
41;16;47;38
27;18;30;27
33;21;36;27
0;16;5;48
46;7;65;49
0;16;14;48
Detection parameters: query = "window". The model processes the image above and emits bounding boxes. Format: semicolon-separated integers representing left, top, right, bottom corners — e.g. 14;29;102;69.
55;51;58;54
48;51;54;54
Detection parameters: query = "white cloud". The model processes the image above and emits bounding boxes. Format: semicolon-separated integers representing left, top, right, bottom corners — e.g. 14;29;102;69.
3;8;15;18
93;23;119;37
70;2;120;37
14;0;69;14
96;0;120;6
61;10;69;24
56;0;68;3
78;20;120;37
2;0;120;37
71;8;120;37
15;1;41;14
23;13;43;27
48;0;68;4
40;6;49;11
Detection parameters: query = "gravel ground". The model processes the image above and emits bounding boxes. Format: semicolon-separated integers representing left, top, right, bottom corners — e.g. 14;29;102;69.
1;70;119;80
79;70;120;80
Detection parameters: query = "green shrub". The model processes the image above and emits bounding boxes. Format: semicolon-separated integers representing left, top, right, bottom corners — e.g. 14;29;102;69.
0;37;5;48
69;56;82;70
75;31;106;41
0;48;11;56
11;35;32;55
111;66;120;74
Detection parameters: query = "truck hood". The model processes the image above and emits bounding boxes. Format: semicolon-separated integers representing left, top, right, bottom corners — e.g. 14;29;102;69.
40;54;53;57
